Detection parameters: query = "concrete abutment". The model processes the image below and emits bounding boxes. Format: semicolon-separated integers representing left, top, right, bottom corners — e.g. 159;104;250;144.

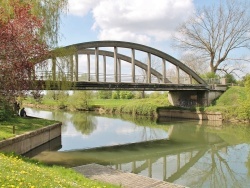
168;89;226;107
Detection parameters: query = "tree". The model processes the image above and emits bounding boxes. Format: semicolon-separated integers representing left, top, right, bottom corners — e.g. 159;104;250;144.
0;0;67;47
0;0;68;118
180;53;208;75
173;0;250;75
68;91;93;110
97;91;112;99
0;1;49;109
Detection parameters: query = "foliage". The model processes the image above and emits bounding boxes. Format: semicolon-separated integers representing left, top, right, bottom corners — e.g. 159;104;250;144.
244;74;250;93
223;74;237;84
0;0;49;107
0;98;13;121
97;90;112;99
0;0;68;47
0;153;117;188
112;91;120;99
0;0;68;118
119;91;134;99
68;91;93;110
174;0;250;74
134;91;146;99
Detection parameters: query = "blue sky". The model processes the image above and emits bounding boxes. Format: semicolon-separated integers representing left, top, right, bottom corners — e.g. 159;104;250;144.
59;0;218;49
57;0;249;77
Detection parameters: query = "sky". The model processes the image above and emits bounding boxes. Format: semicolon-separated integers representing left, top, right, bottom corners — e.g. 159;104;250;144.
59;0;217;51
57;0;249;78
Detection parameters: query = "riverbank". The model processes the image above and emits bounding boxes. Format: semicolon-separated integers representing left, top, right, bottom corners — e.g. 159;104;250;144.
23;86;250;123
0;116;118;188
0;116;57;141
0;153;118;188
24;97;170;117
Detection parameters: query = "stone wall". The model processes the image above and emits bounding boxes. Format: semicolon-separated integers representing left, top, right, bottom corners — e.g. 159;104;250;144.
0;123;61;155
157;108;223;121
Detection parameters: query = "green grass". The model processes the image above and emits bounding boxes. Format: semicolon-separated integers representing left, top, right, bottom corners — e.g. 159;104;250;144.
0;117;57;141
0;153;118;188
90;99;131;107
205;86;246;113
204;86;250;120
91;98;170;116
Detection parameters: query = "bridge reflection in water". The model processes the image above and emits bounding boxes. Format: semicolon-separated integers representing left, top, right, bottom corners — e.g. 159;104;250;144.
25;122;248;187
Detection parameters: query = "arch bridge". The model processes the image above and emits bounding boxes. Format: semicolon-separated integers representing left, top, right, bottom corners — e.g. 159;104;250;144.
38;41;222;106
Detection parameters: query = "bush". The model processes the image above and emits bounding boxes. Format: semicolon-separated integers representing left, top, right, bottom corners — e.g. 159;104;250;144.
112;91;120;99
120;91;134;99
97;91;112;99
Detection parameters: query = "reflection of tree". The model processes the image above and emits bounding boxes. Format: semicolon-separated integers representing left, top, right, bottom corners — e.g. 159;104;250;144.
246;154;250;177
187;146;245;188
70;112;97;135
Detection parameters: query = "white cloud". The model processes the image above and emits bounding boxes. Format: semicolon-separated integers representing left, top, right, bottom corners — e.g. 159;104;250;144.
68;0;99;17
68;0;195;44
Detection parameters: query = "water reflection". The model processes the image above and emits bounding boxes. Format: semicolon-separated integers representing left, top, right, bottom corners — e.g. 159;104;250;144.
25;108;168;150
70;112;97;135
25;108;250;188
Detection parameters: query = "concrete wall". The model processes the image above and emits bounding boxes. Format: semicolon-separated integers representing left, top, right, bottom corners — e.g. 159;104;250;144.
157;108;223;121
168;91;207;107
0;123;62;155
168;89;225;107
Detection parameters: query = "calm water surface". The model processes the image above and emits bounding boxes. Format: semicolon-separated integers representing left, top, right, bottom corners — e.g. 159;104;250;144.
25;108;250;188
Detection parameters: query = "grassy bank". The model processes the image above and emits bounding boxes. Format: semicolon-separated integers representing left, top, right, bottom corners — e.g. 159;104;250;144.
25;96;170;117
92;98;170;116
23;86;250;120
205;86;249;121
0;153;117;188
0;117;57;141
0;116;118;187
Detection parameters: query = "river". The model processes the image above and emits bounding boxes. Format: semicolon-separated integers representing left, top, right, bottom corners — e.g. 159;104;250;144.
24;107;250;188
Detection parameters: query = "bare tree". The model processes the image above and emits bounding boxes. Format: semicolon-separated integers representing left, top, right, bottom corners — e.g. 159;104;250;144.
180;53;208;75
173;0;250;74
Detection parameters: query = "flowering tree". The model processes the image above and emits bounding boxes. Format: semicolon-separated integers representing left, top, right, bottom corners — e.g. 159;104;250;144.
0;0;49;117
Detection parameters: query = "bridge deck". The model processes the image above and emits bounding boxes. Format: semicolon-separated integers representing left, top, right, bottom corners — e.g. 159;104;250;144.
44;81;208;91
73;163;187;188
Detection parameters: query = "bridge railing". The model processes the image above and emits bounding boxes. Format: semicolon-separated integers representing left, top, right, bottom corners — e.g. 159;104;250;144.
35;71;195;85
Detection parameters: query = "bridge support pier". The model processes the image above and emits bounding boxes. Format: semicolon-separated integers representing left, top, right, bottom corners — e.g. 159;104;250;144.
168;90;225;107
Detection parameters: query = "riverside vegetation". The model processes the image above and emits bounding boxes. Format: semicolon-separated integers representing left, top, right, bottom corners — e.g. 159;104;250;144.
1;77;250;187
24;83;250;122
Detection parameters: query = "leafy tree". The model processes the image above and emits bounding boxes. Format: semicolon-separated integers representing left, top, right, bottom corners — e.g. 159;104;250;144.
68;91;93;110
200;72;220;84
223;74;237;84
97;91;112;99
0;0;68;118
0;0;67;47
174;0;250;74
0;1;49;117
120;91;134;99
112;91;120;99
